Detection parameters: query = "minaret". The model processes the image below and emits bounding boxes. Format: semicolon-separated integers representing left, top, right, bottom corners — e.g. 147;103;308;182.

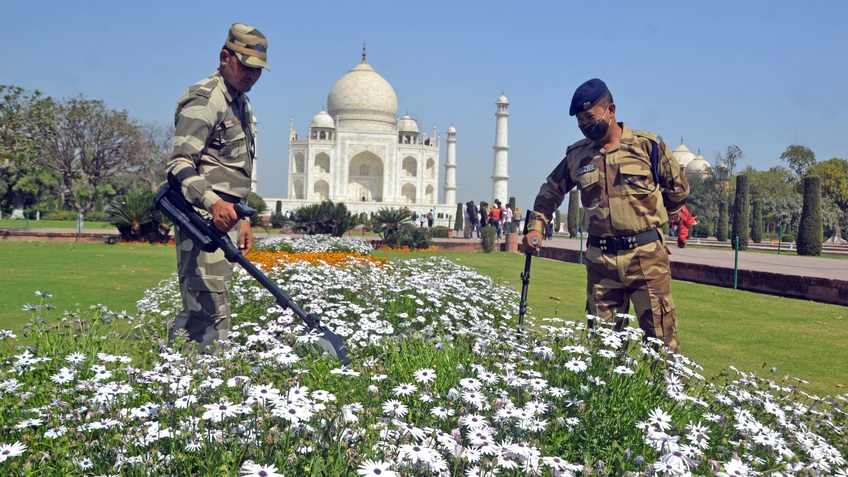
492;94;509;203
443;125;457;205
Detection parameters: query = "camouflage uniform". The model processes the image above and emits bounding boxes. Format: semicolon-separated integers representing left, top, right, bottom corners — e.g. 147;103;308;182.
166;68;257;353
526;124;689;352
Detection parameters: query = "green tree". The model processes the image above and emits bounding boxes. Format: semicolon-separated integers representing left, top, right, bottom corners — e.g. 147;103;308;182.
0;85;58;212
741;165;795;200
41;95;145;214
684;174;719;237
796;176;823;256
134;122;173;191
716;198;729;241
763;194;803;236
731;174;750;250
751;199;763;244
780;144;816;179
806;158;848;243
567;190;579;238
715;145;743;176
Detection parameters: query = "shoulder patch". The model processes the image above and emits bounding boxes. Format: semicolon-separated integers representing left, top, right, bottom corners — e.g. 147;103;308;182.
196;89;211;98
576;164;596;176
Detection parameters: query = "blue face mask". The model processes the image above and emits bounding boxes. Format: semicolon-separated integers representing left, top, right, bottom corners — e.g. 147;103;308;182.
579;106;609;141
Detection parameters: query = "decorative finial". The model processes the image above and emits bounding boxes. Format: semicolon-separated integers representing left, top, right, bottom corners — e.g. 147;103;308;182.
680;136;684;145
362;42;367;62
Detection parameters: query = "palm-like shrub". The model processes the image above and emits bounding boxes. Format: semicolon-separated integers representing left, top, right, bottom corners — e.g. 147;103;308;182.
372;207;413;240
372;207;431;249
246;192;269;228
289;200;357;237
107;189;170;243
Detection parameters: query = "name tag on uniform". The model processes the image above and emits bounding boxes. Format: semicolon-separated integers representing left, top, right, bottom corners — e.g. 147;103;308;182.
576;164;596;176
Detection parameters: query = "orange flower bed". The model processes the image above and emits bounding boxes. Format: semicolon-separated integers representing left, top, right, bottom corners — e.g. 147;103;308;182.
246;250;387;269
376;246;437;253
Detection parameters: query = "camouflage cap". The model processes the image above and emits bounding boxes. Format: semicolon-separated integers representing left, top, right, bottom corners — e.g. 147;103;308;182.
569;78;612;116
225;23;269;71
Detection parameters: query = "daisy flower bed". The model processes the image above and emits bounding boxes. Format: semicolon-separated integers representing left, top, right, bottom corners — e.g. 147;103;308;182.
0;235;845;476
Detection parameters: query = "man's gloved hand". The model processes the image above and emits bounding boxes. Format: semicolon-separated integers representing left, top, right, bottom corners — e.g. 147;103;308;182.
522;230;543;252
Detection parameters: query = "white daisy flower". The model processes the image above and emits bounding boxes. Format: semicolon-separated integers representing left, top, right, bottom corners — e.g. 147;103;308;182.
381;399;409;418
357;459;397;477
392;383;418;397
0;441;27;462
564;358;587;373
240;461;284;477
413;368;437;384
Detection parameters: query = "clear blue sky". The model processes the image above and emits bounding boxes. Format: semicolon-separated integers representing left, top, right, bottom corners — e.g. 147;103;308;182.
4;1;848;211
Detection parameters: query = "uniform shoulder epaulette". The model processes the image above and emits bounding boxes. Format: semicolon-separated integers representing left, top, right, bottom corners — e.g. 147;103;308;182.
193;78;219;98
631;129;661;143
566;137;593;155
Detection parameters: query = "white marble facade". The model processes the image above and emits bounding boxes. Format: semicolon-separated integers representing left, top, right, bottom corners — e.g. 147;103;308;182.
262;52;458;225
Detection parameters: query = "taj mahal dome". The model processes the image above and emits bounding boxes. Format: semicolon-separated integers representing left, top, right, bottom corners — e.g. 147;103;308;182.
260;50;461;225
671;138;711;178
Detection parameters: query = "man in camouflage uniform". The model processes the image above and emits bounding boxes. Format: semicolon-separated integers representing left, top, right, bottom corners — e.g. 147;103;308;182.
523;78;689;353
166;23;269;353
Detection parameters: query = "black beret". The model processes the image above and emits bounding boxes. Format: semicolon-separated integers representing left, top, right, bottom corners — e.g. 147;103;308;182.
569;78;612;116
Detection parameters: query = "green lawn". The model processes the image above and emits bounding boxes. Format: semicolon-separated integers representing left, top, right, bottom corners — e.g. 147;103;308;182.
0;242;175;327
2;242;846;397
0;219;115;229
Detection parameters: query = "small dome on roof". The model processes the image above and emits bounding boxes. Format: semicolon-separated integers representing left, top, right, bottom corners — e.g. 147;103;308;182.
496;94;509;105
685;153;711;176
672;139;696;168
447;125;456;133
310;109;335;129
397;114;419;133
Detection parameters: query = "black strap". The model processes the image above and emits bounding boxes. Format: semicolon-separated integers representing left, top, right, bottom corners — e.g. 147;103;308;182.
587;229;661;253
651;137;661;186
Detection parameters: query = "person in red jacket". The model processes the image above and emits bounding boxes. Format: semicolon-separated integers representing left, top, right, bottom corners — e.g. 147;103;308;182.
676;205;697;248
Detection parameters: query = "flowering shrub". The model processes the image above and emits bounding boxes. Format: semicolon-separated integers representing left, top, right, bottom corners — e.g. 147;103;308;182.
0;237;846;476
253;234;373;255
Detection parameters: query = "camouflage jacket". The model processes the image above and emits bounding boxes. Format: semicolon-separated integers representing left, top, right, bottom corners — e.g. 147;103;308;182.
527;124;689;237
166;69;256;212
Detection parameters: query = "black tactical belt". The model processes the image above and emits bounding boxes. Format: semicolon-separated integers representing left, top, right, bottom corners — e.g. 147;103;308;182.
587;229;661;253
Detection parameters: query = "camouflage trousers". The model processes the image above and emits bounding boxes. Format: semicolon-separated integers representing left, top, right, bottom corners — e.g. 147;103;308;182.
168;222;240;354
584;236;680;354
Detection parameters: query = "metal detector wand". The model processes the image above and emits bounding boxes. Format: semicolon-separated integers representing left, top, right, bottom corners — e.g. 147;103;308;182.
517;235;540;337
